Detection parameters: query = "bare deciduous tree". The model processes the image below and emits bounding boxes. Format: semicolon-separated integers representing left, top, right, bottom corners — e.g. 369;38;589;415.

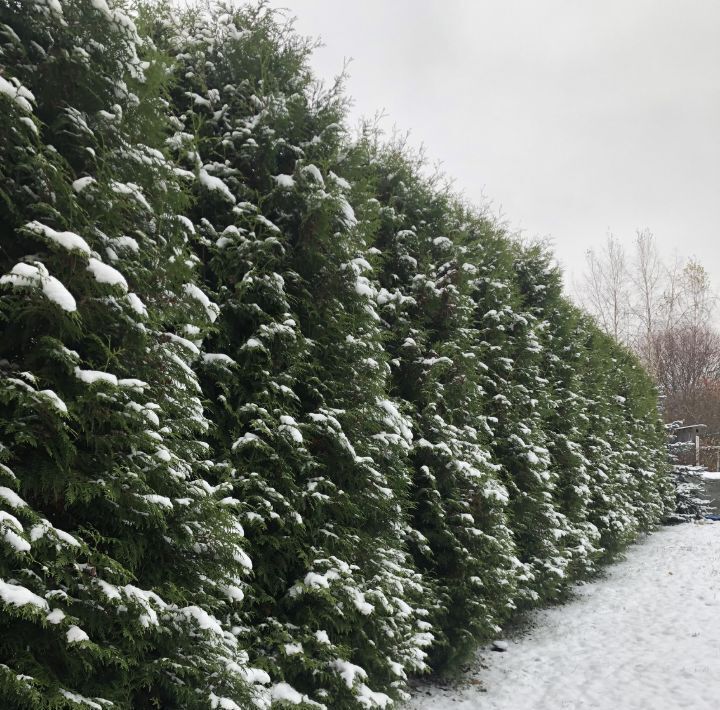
630;230;663;361
580;234;631;343
651;324;720;414
577;232;720;429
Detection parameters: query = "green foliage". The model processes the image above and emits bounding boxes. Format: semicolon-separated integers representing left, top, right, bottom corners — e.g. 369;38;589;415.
0;1;262;707
0;1;672;708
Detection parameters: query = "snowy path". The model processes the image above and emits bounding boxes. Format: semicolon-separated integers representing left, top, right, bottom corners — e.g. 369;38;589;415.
408;522;720;710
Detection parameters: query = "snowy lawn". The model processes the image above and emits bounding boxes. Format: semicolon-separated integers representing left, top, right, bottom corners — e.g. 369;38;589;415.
408;522;720;710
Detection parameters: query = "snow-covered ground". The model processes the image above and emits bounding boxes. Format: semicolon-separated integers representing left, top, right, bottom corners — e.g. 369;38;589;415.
408;522;720;710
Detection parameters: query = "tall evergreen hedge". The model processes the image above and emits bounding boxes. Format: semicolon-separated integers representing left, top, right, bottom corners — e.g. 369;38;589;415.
0;2;672;708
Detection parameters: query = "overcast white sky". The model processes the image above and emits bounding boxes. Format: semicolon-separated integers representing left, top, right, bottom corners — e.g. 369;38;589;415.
269;0;720;294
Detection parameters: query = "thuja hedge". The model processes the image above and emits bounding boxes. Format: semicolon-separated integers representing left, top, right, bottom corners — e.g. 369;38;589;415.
0;1;672;708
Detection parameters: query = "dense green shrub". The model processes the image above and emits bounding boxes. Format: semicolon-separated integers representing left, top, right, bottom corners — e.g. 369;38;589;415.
0;2;672;708
0;2;263;707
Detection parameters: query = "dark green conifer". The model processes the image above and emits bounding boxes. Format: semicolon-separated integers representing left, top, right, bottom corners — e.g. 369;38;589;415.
0;2;261;706
0;3;674;708
161;4;431;705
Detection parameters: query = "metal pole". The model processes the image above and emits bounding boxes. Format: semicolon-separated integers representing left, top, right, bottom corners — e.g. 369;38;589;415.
696;434;700;467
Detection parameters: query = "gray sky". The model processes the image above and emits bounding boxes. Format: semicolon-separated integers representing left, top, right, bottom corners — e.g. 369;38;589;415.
270;0;720;294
